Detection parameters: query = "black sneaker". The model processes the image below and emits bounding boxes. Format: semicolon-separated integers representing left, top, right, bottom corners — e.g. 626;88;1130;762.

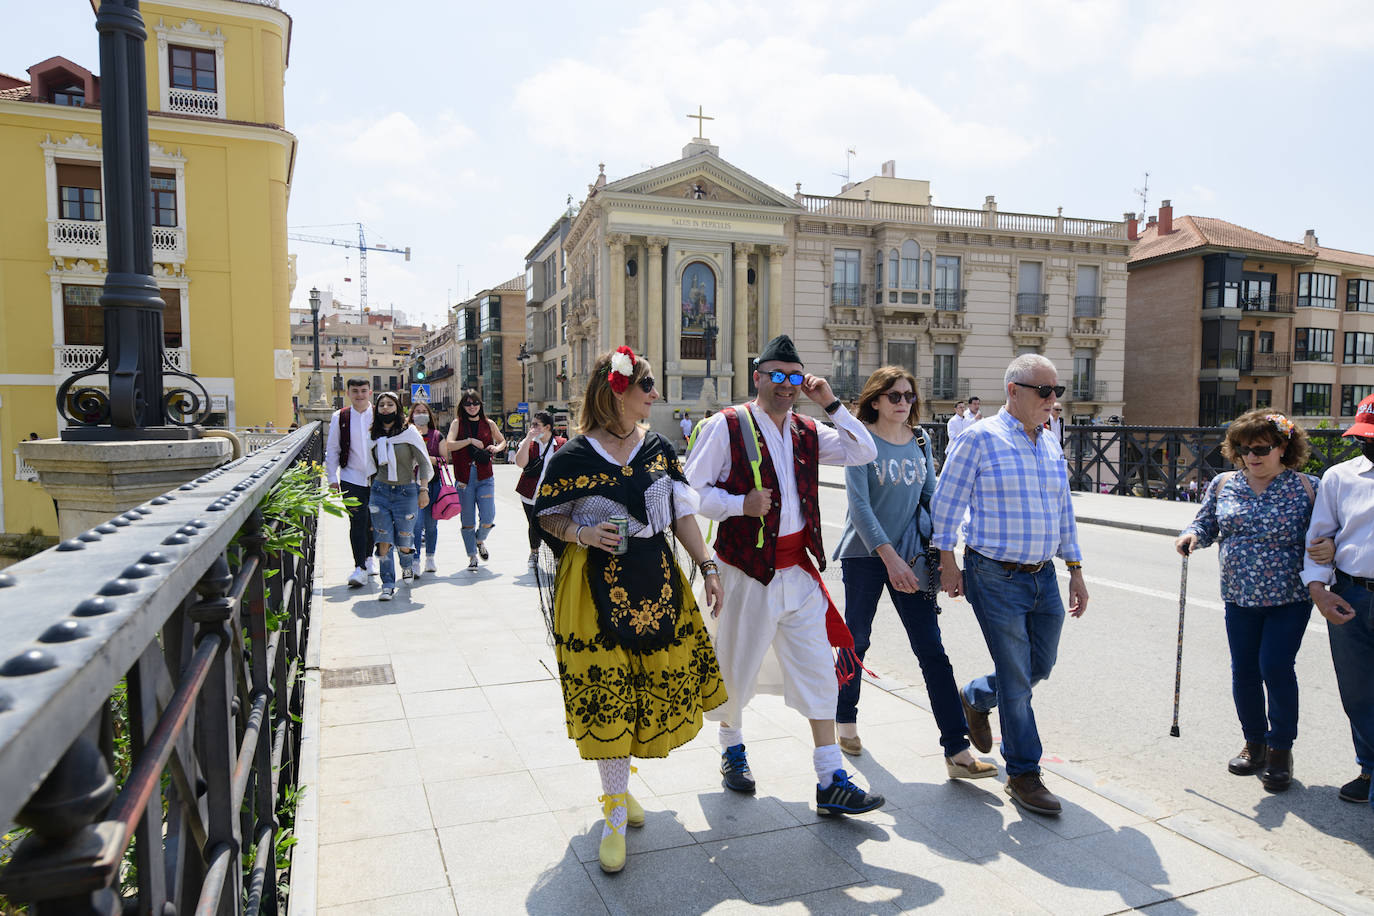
1339;773;1370;803
477;542;489;561
720;744;756;794
816;769;885;816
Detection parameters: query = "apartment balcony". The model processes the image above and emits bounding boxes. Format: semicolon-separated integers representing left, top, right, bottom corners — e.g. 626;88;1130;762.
1240;292;1293;315
1238;352;1291;376
1070;380;1110;403
1016;293;1049;316
48;218;186;265
928;310;970;344
1010;315;1051;347
167;86;220;117
830;283;868;309
1068;318;1109;347
55;344;190;374
934;288;967;312
1073;295;1105;318
831;375;862;402
922;376;970;402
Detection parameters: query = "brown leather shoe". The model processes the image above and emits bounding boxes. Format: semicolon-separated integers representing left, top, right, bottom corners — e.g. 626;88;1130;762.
961;691;993;754
839;735;862;757
1261;747;1292;792
1227;742;1267;775
1005;772;1062;816
946;756;998;780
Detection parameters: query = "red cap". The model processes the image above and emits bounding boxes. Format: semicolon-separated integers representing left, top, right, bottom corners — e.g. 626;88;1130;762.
1344;394;1374;438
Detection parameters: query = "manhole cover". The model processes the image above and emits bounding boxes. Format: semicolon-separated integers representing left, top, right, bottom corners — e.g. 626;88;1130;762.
322;664;395;688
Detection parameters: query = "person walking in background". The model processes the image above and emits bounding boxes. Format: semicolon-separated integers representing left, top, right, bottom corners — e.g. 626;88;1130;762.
534;346;725;874
325;377;375;588
931;354;1088;817
515;410;565;568
680;411;693;449
833;366;997;781
1175;411;1324;792
946;401;973;452
966;396;983;422
686;333;886;817
408;402;445;576
366;392;433;601
1045;402;1064;444
444;389;505;571
1302;394;1374;810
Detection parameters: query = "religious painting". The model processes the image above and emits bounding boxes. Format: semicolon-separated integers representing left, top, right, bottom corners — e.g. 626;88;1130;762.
680;261;716;334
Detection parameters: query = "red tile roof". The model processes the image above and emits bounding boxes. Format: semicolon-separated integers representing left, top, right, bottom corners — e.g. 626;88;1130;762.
1129;215;1311;264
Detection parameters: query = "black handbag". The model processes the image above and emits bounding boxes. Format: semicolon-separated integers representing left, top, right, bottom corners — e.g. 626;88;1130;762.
891;429;937;595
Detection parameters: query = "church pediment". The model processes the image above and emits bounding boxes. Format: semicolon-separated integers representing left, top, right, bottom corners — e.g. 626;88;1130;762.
650;177;750;204
604;154;800;211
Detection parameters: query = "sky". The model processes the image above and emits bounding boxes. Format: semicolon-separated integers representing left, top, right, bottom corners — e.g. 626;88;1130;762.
5;0;1373;329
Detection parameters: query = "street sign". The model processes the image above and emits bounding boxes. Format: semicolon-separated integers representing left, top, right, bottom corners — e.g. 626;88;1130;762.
410;384;431;403
516;402;529;413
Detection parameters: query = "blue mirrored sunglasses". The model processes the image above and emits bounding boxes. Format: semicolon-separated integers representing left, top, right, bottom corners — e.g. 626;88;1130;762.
766;371;805;385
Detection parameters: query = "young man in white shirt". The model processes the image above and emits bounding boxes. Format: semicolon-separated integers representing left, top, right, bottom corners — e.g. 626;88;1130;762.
325;378;375;587
946;401;973;454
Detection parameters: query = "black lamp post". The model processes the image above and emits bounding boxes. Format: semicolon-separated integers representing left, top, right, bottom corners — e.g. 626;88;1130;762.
57;0;208;439
306;287;328;407
516;343;531;405
331;339;344;409
702;313;719;388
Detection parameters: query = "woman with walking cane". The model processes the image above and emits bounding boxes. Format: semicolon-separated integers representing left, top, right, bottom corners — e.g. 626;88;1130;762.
1174;410;1331;791
831;365;996;779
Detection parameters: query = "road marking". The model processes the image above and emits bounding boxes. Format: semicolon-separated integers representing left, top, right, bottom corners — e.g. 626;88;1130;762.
1055;568;1224;611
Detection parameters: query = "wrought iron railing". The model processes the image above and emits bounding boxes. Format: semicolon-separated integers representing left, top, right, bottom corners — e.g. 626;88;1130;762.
1241;292;1293;314
1073;295;1104;318
1016;293;1049;315
830;283;866;308
934;288;966;311
0;423;322;914
922;377;970;401
1238;352;1290;374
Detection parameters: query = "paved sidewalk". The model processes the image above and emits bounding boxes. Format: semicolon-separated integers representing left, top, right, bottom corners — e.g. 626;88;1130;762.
293;468;1361;915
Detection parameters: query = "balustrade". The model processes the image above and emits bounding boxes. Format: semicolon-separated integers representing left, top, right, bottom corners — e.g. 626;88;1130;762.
679;335;716;360
796;195;1127;238
167;86;220;117
0;424;322;915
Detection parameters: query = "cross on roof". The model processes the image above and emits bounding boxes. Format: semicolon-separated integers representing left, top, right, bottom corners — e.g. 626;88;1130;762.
686;105;714;139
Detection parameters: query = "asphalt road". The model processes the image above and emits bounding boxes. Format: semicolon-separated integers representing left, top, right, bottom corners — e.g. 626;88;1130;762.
813;485;1373;897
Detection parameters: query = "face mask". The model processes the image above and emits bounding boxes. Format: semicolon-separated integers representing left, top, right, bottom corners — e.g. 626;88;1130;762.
1362;439;1374;462
412;413;428;423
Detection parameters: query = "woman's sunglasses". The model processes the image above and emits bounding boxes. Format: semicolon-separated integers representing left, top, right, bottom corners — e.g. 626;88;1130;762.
766;371;805;385
636;376;655;393
462;401;480;409
1013;382;1067;398
880;391;917;404
1236;443;1278;457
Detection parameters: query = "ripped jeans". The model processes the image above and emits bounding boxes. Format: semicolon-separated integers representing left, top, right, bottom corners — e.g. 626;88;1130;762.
369;481;418;587
459;467;496;557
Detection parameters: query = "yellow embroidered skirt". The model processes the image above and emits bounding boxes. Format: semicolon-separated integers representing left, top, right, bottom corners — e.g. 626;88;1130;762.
553;544;727;759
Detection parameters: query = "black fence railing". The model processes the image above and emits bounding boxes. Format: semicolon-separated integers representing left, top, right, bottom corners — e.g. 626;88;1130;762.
934;289;966;311
830;283;867;308
1241;291;1294;314
0;423;322;914
1016;292;1049;315
1073;295;1105;318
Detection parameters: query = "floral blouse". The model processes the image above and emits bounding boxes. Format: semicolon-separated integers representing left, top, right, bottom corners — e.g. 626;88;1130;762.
1183;469;1320;606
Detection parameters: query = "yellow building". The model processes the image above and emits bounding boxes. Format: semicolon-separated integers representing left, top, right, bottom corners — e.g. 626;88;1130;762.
0;0;296;539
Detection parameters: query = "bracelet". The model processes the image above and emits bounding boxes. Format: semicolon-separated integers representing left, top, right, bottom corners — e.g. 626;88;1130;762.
573;524;588;545
823;398;842;415
1065;560;1082;570
699;559;720;577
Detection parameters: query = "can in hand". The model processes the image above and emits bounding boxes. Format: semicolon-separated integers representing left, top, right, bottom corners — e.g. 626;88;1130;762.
609;515;630;555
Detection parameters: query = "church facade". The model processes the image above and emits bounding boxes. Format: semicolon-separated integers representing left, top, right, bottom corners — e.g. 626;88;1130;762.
544;136;1133;431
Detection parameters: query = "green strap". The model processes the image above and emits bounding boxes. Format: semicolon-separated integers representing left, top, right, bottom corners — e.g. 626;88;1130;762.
736;407;767;548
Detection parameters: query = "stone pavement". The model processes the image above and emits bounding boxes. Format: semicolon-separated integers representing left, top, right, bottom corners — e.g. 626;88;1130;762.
290;467;1364;915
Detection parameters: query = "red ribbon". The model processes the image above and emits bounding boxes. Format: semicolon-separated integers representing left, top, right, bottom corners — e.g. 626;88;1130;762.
774;532;870;686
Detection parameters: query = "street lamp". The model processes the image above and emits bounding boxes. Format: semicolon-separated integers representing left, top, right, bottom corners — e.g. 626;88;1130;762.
702;313;719;396
516;343;531;406
306;286;327;407
331;338;344;409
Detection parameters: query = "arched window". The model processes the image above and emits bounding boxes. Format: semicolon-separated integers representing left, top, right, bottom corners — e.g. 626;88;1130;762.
921;251;933;289
875;255;883;290
888;249;898;288
901;240;920;289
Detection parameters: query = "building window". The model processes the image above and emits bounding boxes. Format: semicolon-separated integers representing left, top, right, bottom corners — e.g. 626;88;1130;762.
150;173;177;227
887;249;898;290
1348;279;1374;313
60;186;102;221
1240;275;1274;311
831;340;858;393
1294;327;1334;362
1345;331;1374;365
479;296;502;333
1343;385;1374;416
1293;383;1332;416
1297;272;1337;309
1255;388;1272;408
1017;261;1043;314
921;251;932;289
900;240;920;290
62;284;103;345
1236;389;1253;411
1258;331;1275;354
1072;348;1095;399
1238;331;1254;372
52;84;84;106
1201;318;1239;369
170;45;216;92
1198;380;1238;426
887;341;916;374
832;248;860;307
933;343;958;399
875;256;882;291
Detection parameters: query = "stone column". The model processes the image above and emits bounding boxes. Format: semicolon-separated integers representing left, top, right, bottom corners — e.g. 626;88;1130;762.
768;245;788;339
733;244;753;400
607;233;629;348
646;237;667;372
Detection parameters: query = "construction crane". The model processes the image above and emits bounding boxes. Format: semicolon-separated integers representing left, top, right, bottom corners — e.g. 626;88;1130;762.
287;222;411;310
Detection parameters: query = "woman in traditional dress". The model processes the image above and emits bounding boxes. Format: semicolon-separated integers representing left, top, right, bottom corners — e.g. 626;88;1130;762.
443;389;505;571
534;346;726;874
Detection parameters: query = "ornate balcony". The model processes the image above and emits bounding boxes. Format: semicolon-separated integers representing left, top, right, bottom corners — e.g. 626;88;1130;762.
1073;295;1105;318
1071;380;1110;403
1010;315;1051;347
1238;352;1291;376
167;86;220;117
48;218;186;265
1068;318;1109;347
56;344;190;374
934;289;966;312
1016;293;1049;316
1240;292;1294;315
830;283;867;308
922;376;970;402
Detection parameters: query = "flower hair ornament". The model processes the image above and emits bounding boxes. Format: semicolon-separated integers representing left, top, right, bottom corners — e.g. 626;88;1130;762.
608;346;637;394
1266;413;1295;438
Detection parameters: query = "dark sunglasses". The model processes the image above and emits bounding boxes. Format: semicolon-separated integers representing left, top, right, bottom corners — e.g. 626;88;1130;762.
636;376;655;393
462;401;480;408
1235;443;1277;457
880;391;917;404
766;371;805;385
1013;382;1066;399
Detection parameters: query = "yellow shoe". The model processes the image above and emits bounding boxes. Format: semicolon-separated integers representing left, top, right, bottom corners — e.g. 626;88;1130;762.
625;792;645;828
598;793;628;873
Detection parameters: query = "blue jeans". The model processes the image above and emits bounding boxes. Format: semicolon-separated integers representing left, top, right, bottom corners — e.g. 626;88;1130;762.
369;481;418;587
459;467;496;556
1328;572;1374;811
412;476;441;555
961;550;1065;777
837;556;970;758
1223;599;1310;750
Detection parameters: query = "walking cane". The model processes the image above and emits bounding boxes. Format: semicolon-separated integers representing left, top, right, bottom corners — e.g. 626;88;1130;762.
1169;551;1189;737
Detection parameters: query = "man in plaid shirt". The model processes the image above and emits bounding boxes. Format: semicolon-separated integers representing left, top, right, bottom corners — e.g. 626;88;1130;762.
930;354;1089;817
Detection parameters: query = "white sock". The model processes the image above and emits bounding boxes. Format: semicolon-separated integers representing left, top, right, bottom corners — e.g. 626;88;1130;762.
813;744;844;786
718;725;744;751
837;722;859;739
597;758;631;839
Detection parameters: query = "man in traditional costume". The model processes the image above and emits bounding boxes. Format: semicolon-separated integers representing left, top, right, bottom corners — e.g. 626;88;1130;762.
685;334;885;815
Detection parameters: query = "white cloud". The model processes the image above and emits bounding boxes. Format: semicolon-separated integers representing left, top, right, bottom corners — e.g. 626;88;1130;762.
906;0;1128;73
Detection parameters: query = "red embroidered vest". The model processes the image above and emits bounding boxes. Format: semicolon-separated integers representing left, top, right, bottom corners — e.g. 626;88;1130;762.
713;406;826;585
452;417;495;481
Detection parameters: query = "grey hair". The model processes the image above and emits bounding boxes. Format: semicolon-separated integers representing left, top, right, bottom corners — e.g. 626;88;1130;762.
1004;354;1057;388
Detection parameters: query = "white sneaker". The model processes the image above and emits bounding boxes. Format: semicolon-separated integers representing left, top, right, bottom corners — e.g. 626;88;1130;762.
379;587;396;601
468;555;479;571
366;556;377;576
346;567;366;588
425;555;437;574
401;565;415;582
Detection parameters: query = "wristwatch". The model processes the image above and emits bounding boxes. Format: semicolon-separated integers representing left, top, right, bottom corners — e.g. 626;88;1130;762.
823;398;842;415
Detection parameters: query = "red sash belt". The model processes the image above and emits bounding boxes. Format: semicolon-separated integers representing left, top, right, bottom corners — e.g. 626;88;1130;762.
775;532;866;685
